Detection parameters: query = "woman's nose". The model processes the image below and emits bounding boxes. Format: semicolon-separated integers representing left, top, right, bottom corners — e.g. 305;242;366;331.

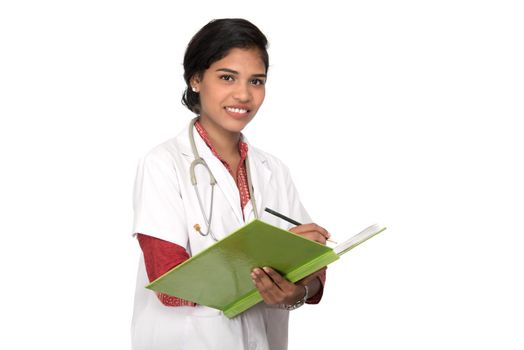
233;82;251;102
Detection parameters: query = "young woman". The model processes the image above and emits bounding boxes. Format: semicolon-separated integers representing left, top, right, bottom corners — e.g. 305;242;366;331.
131;18;330;350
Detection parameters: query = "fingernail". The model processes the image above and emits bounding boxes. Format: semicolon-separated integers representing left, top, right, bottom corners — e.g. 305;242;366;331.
262;267;270;273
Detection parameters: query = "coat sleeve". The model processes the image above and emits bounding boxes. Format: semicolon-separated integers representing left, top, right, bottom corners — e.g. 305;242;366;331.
132;149;188;248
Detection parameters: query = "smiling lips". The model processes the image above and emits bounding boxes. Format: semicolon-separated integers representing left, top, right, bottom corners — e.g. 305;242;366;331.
225;106;250;117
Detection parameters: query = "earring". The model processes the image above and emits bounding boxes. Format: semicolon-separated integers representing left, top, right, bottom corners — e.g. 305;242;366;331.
191;86;198;93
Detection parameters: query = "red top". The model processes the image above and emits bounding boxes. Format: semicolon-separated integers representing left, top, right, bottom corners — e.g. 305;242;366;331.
137;120;325;306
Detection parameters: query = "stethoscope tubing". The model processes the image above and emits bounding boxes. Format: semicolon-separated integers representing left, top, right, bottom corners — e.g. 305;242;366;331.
188;117;258;241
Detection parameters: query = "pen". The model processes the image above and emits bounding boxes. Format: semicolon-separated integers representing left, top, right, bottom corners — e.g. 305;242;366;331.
264;207;337;244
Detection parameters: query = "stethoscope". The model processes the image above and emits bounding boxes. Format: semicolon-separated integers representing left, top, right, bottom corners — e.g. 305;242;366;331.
188;117;259;241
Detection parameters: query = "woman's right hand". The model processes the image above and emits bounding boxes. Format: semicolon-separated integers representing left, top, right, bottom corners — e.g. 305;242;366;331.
289;223;330;245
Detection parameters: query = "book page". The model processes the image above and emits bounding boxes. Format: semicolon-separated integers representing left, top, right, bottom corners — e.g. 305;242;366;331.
333;224;386;256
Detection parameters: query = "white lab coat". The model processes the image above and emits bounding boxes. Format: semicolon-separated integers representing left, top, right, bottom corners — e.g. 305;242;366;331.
131;122;311;350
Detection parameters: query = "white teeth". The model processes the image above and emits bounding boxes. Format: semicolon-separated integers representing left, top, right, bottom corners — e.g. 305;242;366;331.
226;107;248;113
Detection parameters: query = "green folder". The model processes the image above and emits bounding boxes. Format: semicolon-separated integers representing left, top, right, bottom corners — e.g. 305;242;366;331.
146;219;385;318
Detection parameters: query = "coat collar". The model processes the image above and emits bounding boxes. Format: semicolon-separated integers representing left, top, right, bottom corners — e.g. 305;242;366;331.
176;121;272;225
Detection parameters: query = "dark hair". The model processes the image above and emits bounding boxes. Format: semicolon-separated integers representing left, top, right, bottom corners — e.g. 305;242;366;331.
182;18;269;114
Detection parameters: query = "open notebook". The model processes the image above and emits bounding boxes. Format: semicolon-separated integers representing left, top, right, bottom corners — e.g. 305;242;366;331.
146;219;386;318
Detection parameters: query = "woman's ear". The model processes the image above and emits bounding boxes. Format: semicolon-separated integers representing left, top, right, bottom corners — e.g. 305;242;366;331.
190;75;201;93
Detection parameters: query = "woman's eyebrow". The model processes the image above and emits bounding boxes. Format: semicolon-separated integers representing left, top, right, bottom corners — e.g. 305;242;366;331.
216;68;266;78
216;68;239;74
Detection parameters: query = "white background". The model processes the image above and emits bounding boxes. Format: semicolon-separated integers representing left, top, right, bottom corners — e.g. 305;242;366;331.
1;1;523;349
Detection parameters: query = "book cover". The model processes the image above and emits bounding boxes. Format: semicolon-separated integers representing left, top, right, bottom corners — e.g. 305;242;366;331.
146;219;385;318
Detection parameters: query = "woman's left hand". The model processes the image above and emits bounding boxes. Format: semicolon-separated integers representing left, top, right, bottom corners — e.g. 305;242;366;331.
251;267;305;305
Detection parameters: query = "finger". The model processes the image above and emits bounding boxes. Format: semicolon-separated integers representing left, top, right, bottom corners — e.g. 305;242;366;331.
295;231;327;244
260;268;300;304
290;223;330;240
251;268;284;304
262;267;293;292
289;223;317;234
251;268;273;290
251;268;272;303
258;268;291;301
290;223;329;238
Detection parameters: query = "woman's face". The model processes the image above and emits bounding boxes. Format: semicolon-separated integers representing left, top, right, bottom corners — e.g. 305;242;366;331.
192;48;267;135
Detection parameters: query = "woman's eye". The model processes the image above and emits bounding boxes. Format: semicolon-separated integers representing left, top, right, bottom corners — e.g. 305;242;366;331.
251;78;266;86
220;75;234;81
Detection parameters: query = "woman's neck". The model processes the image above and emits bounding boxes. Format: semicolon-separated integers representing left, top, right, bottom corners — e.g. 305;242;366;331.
198;117;241;158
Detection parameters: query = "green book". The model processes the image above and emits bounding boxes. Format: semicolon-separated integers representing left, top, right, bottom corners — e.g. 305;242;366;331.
146;219;386;318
